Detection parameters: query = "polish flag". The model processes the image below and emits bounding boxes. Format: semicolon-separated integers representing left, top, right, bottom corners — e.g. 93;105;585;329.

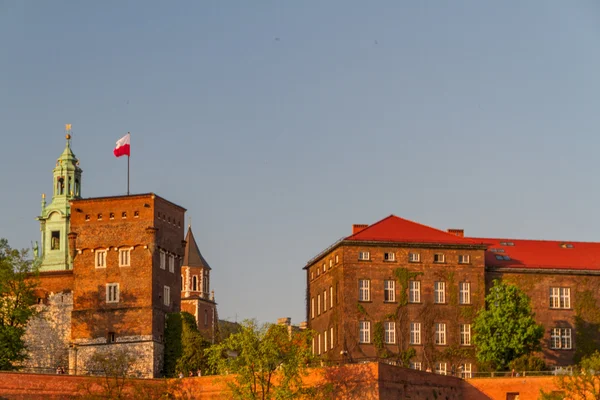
114;133;130;157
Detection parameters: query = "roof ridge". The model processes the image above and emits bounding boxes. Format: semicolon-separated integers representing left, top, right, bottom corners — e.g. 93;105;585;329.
470;237;600;245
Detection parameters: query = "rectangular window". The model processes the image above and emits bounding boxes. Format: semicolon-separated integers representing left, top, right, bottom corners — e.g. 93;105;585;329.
330;327;334;350
434;281;446;304
323;290;327;312
160;251;166;270
358;251;370;261
408;252;420;262
460;363;472;379
458;254;470;264
384;321;396;344
164;285;171;306
330;286;333;308
410;322;421;345
460;324;471;346
311;298;315;319
551;328;572;349
108;332;116;343
435;362;447;375
119;249;130;267
384;252;395;261
550;287;571;309
409;280;421;303
324;331;328;352
359;321;371;343
410;362;422;371
168;255;175;273
318;294;321;316
384;280;396;302
50;231;60;250
358;279;371;302
459;282;471;304
435;323;446;345
318;334;321;355
95;250;107;268
434;253;445;263
106;283;119;303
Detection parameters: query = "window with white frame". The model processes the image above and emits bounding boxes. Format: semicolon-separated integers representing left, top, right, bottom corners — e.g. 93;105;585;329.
458;254;470;264
408;252;420;262
551;328;572;349
409;280;421;303
435;323;446;345
410;322;421;345
410;362;422;371
329;259;333;268
311;298;315;319
358;279;370;301
384;252;395;261
434;281;446;304
435;362;447;375
160;250;166;270
460;363;472;378
550;287;571;309
358;251;370;261
459;282;471;304
106;283;119;303
359;321;371;343
330;327;334;350
95;250;107;268
460;324;471;346
168;255;175;273
384;321;396;344
119;249;130;267
335;255;339;264
330;286;333;308
164;286;171;306
318;334;321;355
384;280;396;302
434;253;445;263
323;290;327;312
312;337;315;355
324;331;328;352
318;294;321;316
323;263;326;272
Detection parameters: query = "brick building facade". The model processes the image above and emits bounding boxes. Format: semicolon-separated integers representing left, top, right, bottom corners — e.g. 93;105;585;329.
306;215;600;375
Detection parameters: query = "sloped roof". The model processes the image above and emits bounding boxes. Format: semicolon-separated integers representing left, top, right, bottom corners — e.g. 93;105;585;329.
183;226;211;270
345;215;478;245
470;237;600;271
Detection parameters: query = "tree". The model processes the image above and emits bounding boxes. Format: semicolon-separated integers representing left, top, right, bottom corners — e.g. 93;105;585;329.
0;239;38;370
472;279;543;371
206;319;314;400
164;312;212;377
83;348;134;400
539;351;600;400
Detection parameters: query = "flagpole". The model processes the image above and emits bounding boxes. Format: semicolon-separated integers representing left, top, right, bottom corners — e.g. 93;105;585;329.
127;132;130;196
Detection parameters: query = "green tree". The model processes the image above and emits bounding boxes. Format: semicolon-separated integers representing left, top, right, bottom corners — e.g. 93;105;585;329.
206;319;314;400
540;351;600;400
0;239;38;370
164;312;212;377
472;279;543;371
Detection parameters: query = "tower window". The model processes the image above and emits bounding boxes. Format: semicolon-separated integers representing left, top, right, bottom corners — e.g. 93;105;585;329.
57;177;65;195
192;275;198;291
50;231;60;250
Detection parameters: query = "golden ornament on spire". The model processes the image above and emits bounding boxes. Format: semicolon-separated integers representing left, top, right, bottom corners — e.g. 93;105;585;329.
65;124;72;140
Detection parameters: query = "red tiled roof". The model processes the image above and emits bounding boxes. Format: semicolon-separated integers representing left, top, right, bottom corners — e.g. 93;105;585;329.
470;237;600;271
345;215;478;245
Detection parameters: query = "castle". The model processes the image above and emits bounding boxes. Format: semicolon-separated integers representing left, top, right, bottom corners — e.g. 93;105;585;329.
23;134;217;378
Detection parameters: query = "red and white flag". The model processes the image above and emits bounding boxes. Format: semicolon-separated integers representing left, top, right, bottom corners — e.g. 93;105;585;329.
113;133;130;157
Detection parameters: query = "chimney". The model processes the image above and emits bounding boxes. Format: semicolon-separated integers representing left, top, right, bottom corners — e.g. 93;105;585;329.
447;229;464;238
277;317;291;326
353;224;369;235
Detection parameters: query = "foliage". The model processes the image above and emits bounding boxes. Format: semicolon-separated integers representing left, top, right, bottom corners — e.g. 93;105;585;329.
393;268;423;306
206;319;314;400
164;312;184;377
540;351;600;400
0;239;38;370
372;322;385;354
574;290;600;363
508;353;546;372
441;345;472;375
472;279;543;371
83;348;134;400
164;312;212;377
218;319;242;342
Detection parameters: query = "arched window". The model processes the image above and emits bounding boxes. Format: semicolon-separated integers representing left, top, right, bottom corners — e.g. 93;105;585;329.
192;276;197;291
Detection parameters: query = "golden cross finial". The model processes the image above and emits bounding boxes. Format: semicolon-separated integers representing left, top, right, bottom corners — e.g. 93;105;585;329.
65;124;72;139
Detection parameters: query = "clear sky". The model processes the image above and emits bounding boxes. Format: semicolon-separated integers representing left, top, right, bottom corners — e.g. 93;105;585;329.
1;1;599;325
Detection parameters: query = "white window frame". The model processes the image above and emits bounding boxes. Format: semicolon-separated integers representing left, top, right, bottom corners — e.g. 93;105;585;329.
318;334;321;355
434;253;445;263
384;252;395;261
435;362;447;375
410;322;421;345
317;294;321;316
160;250;166;270
311;297;315;319
106;283;119;303
410;362;422;371
458;254;470;264
384;280;396;302
324;331;328;352
168;255;175;273
384;321;396;344
550;287;571;309
409;280;421;303
551;328;572;349
359;321;371;344
408;252;420;263
164;285;171;306
460;363;472;379
358;279;371;302
460;324;471;346
95;250;107;268
330;286;333;308
435;323;446;345
459;282;471;305
119;248;130;267
330;327;334;350
358;251;370;261
323;290;327;312
434;281;446;304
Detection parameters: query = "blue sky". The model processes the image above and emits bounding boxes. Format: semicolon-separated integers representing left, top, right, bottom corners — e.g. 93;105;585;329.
1;1;599;325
